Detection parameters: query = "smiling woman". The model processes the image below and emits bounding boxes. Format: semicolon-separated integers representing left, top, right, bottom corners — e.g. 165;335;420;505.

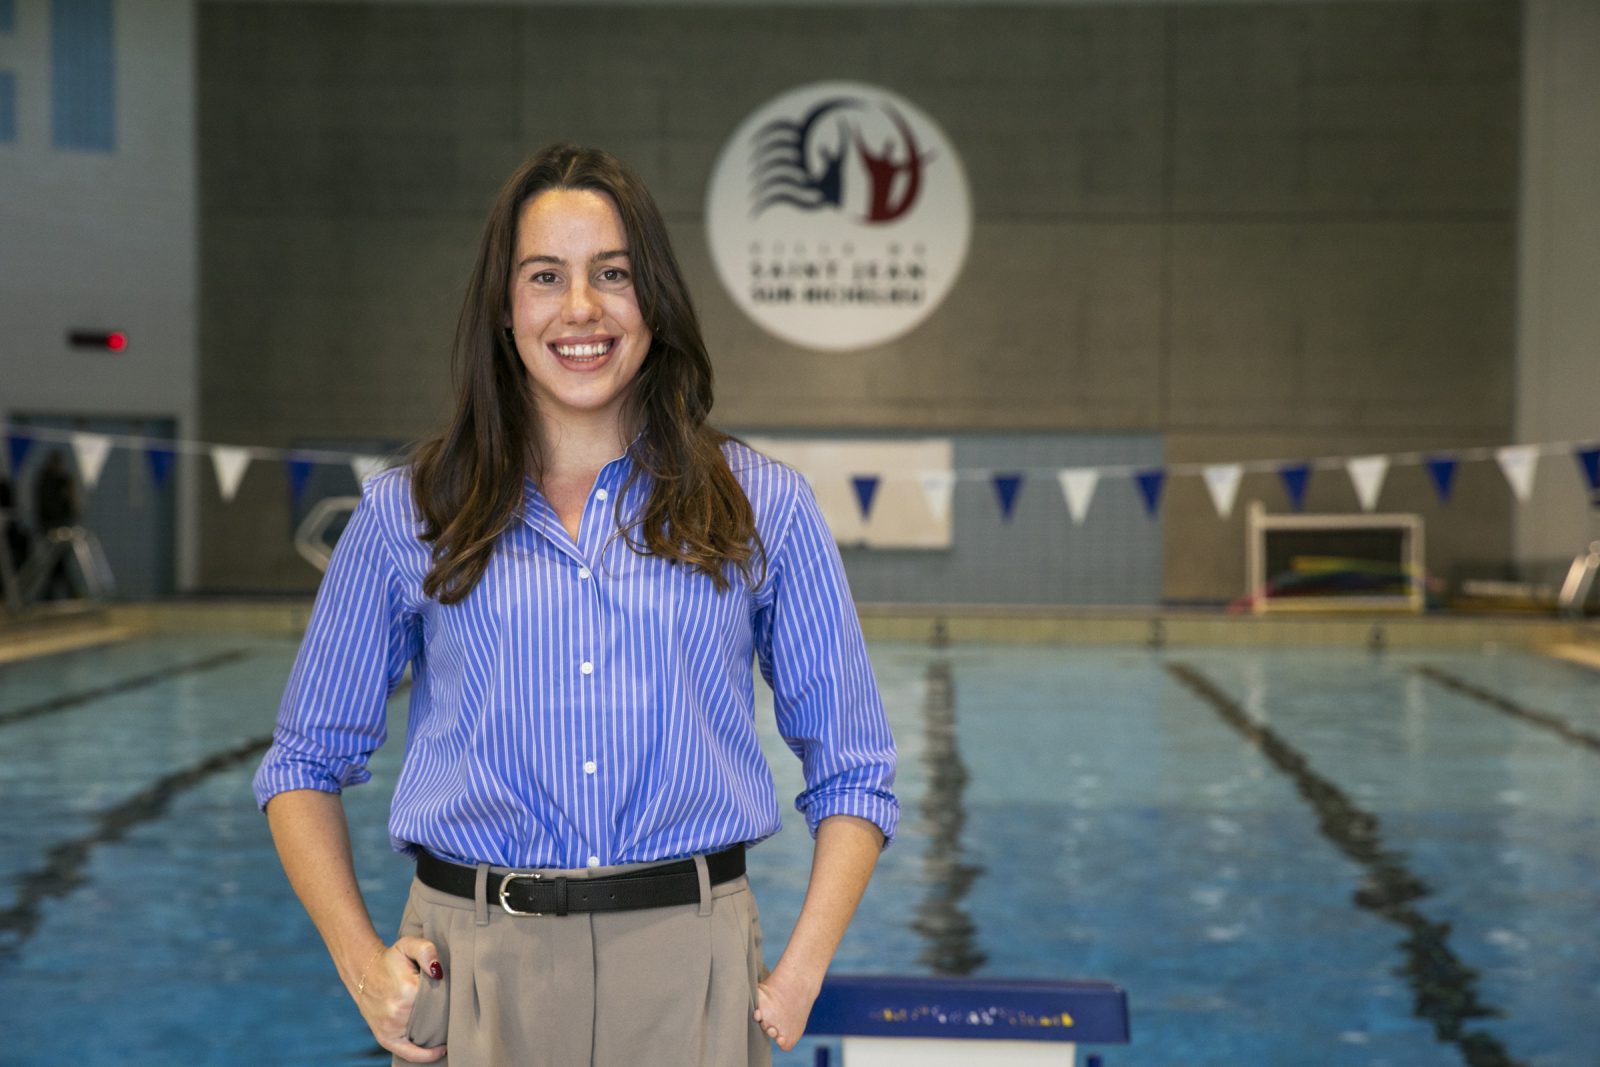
250;144;900;1067
507;188;653;475
411;147;762;604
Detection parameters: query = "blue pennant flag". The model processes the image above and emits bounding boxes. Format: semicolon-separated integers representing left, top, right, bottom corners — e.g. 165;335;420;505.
1576;447;1600;493
991;473;1023;521
145;445;176;489
1278;463;1311;512
1134;469;1165;518
850;475;880;520
1425;455;1458;503
6;431;33;475
287;456;316;509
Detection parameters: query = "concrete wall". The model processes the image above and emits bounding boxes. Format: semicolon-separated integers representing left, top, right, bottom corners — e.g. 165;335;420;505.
1515;0;1600;575
196;0;1521;601
0;0;199;589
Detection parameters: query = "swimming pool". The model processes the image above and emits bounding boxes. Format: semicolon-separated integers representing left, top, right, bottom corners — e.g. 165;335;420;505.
1;632;1596;1065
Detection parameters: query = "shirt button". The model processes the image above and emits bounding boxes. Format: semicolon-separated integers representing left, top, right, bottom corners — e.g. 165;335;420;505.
588;855;601;867
583;760;597;775
580;661;594;675
594;488;609;501
577;566;591;580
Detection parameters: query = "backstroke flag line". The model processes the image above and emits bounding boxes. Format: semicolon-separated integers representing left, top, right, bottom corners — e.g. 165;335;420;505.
1057;469;1098;526
6;420;1599;531
1277;463;1311;512
351;455;387;485
1345;455;1390;512
992;473;1024;522
70;432;113;491
918;470;956;525
211;446;252;503
1426;456;1459;503
1494;446;1539;503
1202;464;1243;520
851;476;881;521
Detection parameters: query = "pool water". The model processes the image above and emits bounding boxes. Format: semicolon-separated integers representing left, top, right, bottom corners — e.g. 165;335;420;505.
1;634;1596;1065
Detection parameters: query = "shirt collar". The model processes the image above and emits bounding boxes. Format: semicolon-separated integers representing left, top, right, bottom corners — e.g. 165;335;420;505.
518;434;645;531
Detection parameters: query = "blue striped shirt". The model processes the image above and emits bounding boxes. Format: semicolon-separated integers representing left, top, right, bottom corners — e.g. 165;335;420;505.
252;441;898;868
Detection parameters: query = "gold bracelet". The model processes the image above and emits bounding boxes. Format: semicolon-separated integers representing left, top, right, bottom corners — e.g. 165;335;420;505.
356;944;387;999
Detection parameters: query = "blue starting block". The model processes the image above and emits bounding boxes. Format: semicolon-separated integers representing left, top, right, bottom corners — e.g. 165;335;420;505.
807;975;1130;1065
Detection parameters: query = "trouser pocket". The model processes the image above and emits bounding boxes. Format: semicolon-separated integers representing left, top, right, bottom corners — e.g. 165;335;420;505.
405;968;450;1049
399;880;451;1050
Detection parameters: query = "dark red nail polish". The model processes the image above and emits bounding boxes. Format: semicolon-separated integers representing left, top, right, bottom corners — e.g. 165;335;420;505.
429;962;443;980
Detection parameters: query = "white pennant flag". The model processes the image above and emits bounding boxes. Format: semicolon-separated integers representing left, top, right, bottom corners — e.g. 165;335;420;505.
1056;468;1099;525
1345;455;1389;512
917;470;956;524
210;446;252;503
69;432;113;491
1202;464;1244;519
1494;445;1539;503
351;454;388;484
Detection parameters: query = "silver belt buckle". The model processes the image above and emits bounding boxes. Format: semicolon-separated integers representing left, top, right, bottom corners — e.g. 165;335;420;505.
498;871;543;916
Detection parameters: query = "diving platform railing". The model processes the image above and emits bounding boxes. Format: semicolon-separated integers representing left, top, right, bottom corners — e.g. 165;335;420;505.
1;526;116;615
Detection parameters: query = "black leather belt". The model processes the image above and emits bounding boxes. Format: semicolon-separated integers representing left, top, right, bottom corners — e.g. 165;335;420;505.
417;845;745;917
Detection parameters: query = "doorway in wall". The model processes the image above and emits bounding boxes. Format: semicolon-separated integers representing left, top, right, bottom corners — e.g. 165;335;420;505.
9;413;178;599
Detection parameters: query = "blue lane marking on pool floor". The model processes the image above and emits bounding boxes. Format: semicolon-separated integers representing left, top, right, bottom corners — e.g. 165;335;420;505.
0;649;253;729
1414;665;1600;756
1167;662;1528;1067
908;656;987;975
0;733;273;957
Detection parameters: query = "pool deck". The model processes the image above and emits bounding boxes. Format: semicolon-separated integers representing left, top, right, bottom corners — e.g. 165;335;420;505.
1;600;1596;660
0;606;138;664
854;604;1600;652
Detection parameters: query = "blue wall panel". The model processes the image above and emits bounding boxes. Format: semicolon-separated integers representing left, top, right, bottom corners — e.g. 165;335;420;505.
51;0;115;152
737;431;1166;607
0;0;14;142
0;72;15;143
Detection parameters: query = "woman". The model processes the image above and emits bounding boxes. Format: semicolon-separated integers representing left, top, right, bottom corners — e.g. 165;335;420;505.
253;145;898;1066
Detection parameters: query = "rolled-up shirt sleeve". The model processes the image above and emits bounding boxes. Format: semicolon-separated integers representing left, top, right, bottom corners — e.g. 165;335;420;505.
754;476;898;846
251;482;419;810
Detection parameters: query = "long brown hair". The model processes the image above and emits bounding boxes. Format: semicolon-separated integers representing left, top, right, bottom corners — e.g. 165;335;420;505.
411;145;760;603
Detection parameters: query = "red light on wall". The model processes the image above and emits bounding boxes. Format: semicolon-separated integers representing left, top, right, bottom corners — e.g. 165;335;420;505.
68;329;128;352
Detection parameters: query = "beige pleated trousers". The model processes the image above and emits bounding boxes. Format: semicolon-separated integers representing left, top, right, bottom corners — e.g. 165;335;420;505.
393;855;773;1067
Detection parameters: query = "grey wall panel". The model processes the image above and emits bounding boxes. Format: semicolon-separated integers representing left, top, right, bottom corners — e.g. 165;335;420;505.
198;0;1519;601
1166;219;1514;431
1515;0;1600;571
1168;3;1518;214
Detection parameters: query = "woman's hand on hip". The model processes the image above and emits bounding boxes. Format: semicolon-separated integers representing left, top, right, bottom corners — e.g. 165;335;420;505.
354;937;447;1064
753;966;820;1053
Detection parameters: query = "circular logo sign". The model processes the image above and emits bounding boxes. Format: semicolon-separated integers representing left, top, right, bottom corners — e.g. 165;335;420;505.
705;82;972;352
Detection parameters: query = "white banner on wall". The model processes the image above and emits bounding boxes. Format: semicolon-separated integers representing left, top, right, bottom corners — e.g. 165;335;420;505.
705;82;972;352
745;437;954;548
